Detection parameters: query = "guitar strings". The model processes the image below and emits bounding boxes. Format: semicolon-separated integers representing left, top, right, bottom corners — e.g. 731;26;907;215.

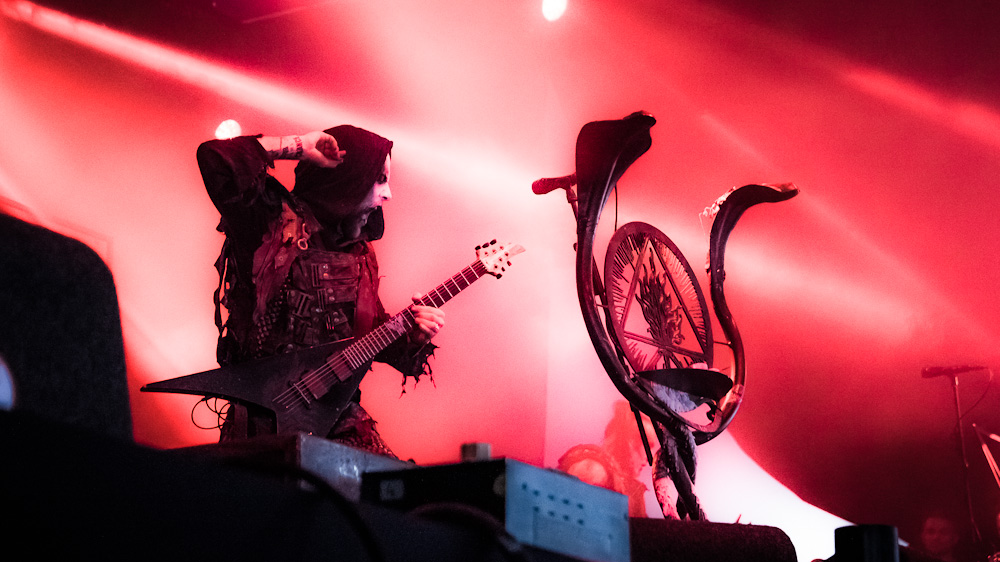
274;310;419;408
271;261;489;414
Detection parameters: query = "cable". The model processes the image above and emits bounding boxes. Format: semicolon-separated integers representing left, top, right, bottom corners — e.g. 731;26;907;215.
219;456;386;562
408;502;534;562
191;396;228;430
958;368;994;420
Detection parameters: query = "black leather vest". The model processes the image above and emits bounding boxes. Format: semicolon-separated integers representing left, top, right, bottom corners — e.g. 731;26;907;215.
251;246;376;357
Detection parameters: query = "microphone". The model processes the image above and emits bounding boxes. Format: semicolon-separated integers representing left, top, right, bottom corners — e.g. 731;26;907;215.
531;173;577;195
921;365;987;378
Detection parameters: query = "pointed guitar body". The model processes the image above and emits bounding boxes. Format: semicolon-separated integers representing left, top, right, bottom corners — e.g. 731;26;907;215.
142;339;364;435
142;240;525;437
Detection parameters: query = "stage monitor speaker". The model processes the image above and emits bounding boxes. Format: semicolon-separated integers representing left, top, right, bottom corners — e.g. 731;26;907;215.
630;517;798;562
0;214;131;441
362;458;630;562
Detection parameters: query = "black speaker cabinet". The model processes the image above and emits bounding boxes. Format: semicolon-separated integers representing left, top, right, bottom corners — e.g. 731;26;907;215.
0;214;131;440
630;517;798;562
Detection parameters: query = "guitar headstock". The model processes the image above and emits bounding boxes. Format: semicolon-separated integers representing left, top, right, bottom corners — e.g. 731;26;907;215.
475;239;525;278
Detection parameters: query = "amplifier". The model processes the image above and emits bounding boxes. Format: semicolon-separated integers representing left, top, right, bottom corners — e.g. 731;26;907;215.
361;458;630;562
175;432;412;501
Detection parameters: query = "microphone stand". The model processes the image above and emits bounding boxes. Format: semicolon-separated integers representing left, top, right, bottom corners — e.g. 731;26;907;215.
534;174;656;466
951;373;984;552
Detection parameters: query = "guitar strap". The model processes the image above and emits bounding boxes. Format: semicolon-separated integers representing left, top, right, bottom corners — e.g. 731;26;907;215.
353;243;379;337
251;200;316;324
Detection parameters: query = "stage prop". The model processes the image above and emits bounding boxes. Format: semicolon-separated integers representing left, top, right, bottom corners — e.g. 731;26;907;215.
534;112;798;517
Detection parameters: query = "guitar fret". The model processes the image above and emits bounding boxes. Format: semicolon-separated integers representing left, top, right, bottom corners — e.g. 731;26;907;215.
350;346;366;368
428;290;444;308
458;269;473;285
343;349;357;369
337;258;495;376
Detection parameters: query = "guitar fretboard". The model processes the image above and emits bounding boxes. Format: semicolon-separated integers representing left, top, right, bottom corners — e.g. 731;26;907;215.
341;260;489;369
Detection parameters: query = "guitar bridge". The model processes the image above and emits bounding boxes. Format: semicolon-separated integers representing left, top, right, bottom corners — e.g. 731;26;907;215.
288;380;313;408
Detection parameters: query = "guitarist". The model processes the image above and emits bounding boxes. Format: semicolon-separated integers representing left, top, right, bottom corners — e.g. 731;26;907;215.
196;125;445;457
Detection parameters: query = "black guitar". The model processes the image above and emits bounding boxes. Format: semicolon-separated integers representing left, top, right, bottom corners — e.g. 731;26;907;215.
141;240;524;436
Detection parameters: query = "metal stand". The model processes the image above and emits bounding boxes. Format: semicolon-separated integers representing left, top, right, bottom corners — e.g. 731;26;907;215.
952;374;984;550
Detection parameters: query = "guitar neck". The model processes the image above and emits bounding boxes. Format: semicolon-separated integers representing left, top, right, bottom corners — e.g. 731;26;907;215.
342;260;490;369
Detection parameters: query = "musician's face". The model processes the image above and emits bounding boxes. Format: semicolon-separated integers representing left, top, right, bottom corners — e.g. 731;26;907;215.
360;155;391;215
343;155;390;238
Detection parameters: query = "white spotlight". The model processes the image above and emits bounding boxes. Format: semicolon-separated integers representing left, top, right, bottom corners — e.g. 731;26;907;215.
542;0;567;21
215;119;242;139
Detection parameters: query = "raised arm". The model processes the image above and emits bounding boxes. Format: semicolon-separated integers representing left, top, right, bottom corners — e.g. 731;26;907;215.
256;131;346;168
197;131;346;241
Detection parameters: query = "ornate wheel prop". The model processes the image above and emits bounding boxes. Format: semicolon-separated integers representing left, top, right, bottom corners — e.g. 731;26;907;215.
605;222;723;432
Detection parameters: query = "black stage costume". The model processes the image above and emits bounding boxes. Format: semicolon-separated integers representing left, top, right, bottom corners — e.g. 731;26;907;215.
197;126;435;457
